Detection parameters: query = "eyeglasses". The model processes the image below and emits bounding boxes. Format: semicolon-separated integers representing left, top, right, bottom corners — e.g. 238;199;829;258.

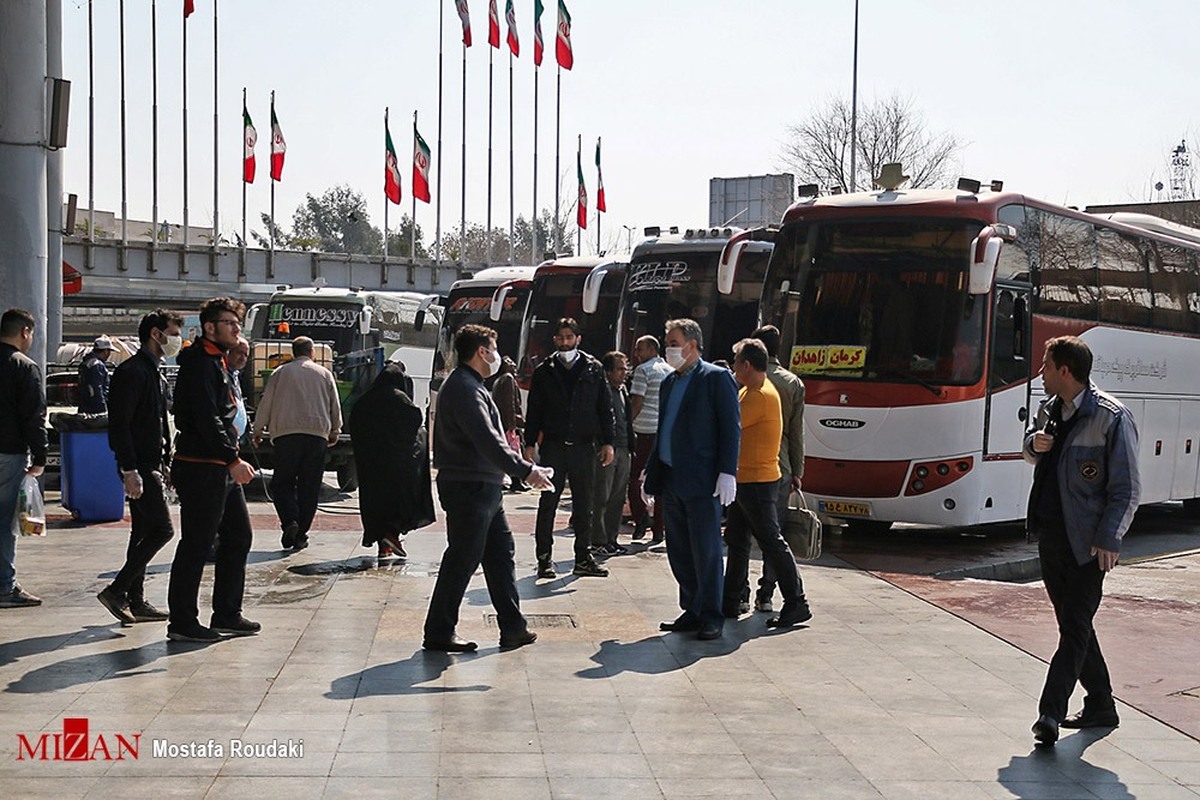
214;319;242;328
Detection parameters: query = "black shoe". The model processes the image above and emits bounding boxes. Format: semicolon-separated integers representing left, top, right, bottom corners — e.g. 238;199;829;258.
423;635;478;653
499;630;538;650
632;515;648;540
1032;715;1059;744
604;543;628;556
572;559;609;577
537;560;557;579
281;520;299;550
754;595;774;613
128;599;169;622
97;586;136;624
767;602;813;629
210;615;261;637
649;532;664;545
696;623;723;640
1061;705;1119;729
293;534;310;551
659;615;701;632
167;624;223;643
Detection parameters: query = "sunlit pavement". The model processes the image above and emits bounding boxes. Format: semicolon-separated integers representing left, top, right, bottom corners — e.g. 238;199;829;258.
1;481;1198;799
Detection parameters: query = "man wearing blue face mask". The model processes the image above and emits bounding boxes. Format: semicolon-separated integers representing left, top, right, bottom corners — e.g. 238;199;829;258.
524;318;615;579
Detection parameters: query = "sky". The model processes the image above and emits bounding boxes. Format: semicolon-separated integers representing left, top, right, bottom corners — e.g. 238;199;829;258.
60;0;1200;257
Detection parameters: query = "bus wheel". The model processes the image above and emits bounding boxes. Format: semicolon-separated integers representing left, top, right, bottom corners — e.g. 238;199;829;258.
844;519;893;536
336;462;359;492
1184;498;1200;519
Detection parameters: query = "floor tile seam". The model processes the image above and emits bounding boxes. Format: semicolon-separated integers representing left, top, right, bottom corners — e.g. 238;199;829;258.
201;775;329;795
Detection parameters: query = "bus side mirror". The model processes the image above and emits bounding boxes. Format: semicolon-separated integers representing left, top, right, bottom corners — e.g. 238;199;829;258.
414;295;436;332
718;241;749;296
583;262;622;314
245;304;262;338
968;227;1002;295
490;285;513;322
359;307;373;335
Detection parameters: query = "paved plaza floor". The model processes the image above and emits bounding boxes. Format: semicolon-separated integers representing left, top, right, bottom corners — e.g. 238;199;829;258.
1;486;1198;799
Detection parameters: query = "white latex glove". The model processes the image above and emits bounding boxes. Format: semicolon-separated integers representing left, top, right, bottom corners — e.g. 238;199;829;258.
639;471;655;512
528;465;555;491
713;473;737;507
122;470;144;500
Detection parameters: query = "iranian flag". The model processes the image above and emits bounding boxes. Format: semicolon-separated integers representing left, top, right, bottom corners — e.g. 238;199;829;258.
413;123;432;203
488;0;500;48
242;105;257;184
595;137;605;213
184;0;194;18
456;0;472;47
533;0;544;66
576;147;587;229
505;0;519;56
270;104;286;181
385;123;402;205
555;0;573;70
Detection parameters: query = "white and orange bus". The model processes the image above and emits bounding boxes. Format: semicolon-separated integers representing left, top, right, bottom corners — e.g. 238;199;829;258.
722;181;1200;531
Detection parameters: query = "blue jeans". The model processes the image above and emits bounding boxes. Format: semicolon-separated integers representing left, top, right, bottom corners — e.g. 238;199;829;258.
662;482;725;630
424;479;527;642
0;454;30;593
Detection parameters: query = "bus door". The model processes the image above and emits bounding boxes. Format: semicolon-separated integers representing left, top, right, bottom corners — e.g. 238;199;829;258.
984;283;1033;455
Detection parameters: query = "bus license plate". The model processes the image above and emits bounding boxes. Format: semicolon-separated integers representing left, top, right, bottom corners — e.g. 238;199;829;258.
819;500;872;518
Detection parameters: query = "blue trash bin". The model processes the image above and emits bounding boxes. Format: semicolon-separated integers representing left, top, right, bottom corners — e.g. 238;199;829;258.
60;430;125;522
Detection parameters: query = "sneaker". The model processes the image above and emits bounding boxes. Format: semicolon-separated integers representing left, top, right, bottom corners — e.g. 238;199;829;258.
572;559;609;578
604;543;628;556
649;531;664;545
766;602;813;629
631;515;648;540
537;560;557;579
292;534;310;551
210;615;261;637
281;520;299;550
97;586;136;624
128;599;169;622
0;585;42;608
167;624;223;642
379;534;406;558
754;596;774;613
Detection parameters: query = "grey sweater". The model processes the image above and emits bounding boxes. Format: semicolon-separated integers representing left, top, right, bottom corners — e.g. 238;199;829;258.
434;364;534;485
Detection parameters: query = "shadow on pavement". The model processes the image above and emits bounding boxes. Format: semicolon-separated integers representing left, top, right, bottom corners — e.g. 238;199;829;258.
997;729;1132;799
325;650;490;699
4;638;218;694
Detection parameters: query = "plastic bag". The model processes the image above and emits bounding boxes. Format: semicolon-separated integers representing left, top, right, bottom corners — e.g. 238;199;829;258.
17;474;46;536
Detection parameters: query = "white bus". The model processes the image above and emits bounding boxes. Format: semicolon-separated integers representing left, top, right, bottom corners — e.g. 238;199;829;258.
722;181;1200;531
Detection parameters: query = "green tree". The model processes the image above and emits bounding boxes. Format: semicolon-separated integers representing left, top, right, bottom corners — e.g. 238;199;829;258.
291;185;383;255
383;214;429;259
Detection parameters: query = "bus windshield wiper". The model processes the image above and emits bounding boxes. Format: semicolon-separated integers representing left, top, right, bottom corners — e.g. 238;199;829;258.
873;368;944;397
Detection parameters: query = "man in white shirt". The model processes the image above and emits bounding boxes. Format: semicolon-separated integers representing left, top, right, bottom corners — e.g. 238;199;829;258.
628;335;673;542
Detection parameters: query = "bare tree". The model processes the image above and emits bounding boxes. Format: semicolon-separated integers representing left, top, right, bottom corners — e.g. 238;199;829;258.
780;93;963;192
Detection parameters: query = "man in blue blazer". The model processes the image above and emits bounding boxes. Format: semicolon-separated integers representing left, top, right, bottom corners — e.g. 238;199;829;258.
643;318;740;640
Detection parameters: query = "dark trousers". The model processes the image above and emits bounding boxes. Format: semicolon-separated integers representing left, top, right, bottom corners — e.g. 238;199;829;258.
628;433;663;534
534;439;597;563
424;479;527;642
110;468;175;604
592;445;631;547
1038;532;1114;721
757;474;794;601
724;481;803;612
662;478;725;630
168;461;253;628
269;434;327;536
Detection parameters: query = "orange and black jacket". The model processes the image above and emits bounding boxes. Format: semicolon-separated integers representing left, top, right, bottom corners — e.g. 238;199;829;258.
172;338;240;465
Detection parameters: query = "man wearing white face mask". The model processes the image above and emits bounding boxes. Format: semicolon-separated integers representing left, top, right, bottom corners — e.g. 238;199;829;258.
98;309;185;625
643;318;741;641
524;318;615;579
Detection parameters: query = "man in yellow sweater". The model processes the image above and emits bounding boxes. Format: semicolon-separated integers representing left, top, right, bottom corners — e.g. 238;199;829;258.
723;338;811;629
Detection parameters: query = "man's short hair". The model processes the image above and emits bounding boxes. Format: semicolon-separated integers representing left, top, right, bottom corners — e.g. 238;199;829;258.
1;308;35;338
138;309;185;343
733;338;768;372
601;350;627;372
292;336;314;358
664;318;703;351
635;335;660;354
1046;335;1092;384
751;325;781;359
199;296;245;326
556;317;580;335
454;323;496;364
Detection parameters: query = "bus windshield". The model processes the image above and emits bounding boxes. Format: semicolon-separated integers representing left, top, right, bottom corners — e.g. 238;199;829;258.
522;270;624;380
761;219;987;385
439;284;530;367
265;299;361;353
620;250;720;356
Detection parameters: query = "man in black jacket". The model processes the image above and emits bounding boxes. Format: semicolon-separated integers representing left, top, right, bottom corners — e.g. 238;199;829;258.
0;309;46;608
77;336;114;414
97;310;184;625
166;297;259;642
523;318;615;579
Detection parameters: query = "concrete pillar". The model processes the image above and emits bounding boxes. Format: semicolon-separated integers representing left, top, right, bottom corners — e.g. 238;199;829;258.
0;0;49;368
47;0;64;360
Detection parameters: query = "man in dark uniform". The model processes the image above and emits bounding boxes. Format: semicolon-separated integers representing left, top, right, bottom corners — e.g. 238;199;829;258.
78;336;114;414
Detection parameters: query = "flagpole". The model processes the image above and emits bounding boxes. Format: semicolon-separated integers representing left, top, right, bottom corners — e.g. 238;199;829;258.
151;0;158;266
849;0;859;193
575;134;580;255
532;63;539;263
241;87;247;254
269;90;275;263
183;1;190;255
212;0;219;249
554;66;561;252
87;0;95;244
487;39;494;265
119;0;127;248
436;1;444;264
412;110;419;263
460;39;467;263
508;47;514;264
595;135;600;255
384;107;390;261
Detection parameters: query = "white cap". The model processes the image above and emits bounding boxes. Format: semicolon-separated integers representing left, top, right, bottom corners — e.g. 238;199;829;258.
93;336;114;350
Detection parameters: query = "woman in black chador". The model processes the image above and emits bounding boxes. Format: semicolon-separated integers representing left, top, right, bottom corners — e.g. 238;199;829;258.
350;363;434;558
